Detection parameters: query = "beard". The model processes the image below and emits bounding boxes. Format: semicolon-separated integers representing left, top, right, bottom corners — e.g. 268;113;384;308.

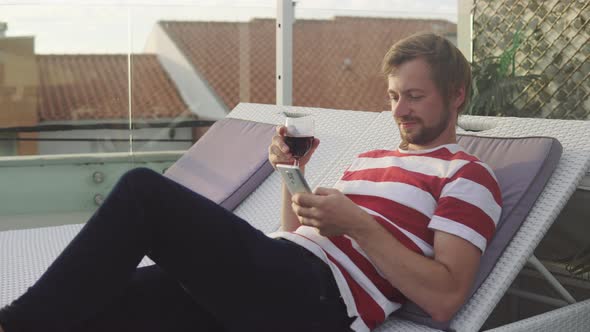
396;104;451;148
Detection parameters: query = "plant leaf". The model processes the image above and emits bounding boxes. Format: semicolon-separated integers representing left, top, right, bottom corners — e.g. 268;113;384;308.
468;75;540;116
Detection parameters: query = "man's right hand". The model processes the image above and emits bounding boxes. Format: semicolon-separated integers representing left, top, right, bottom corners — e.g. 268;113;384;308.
268;126;320;170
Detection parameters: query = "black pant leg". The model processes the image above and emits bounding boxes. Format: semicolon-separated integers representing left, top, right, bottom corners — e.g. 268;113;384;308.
0;168;351;332
0;168;195;332
78;265;223;332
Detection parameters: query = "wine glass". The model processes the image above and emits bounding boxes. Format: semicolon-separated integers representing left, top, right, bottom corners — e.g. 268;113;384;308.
284;113;315;167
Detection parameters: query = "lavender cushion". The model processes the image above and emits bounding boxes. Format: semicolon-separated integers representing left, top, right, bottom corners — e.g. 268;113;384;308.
164;118;276;211
396;135;563;330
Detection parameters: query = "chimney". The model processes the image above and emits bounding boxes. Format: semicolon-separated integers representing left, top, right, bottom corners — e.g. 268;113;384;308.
0;22;7;37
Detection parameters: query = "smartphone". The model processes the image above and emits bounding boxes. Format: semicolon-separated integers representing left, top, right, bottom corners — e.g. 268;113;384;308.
276;164;312;194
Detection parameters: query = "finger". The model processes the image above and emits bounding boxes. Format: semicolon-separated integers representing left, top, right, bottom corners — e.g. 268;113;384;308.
269;144;291;159
305;138;320;156
292;192;319;207
291;204;311;224
313;187;339;196
269;147;291;162
311;138;320;150
299;217;320;228
276;125;287;136
292;204;318;219
269;151;293;168
270;142;293;160
271;135;290;153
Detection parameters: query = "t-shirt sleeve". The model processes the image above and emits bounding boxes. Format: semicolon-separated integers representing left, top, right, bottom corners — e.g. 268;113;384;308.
427;161;502;253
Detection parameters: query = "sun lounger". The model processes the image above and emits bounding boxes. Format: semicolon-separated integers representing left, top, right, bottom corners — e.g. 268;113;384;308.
1;103;589;332
485;297;590;332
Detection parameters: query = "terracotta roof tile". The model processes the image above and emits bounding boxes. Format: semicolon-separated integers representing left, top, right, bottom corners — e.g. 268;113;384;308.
162;16;456;112
37;54;190;121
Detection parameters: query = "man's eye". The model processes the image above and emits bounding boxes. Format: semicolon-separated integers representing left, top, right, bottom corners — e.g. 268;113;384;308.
388;95;399;102
409;95;424;100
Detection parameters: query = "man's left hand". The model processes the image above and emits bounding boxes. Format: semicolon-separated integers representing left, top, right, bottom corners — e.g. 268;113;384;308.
291;187;373;237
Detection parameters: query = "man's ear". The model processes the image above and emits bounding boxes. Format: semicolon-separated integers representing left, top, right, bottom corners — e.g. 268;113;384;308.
453;86;466;111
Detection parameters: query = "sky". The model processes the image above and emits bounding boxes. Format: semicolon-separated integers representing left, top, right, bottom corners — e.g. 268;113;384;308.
0;0;458;54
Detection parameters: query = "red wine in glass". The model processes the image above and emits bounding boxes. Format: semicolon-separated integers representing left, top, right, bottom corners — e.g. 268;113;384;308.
284;135;314;160
284;113;315;166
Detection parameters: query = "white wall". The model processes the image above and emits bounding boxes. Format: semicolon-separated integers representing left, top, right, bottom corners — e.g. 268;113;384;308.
144;23;228;120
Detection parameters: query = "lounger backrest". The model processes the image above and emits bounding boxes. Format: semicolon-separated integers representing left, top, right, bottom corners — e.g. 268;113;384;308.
226;103;381;233
459;135;562;293
164;117;277;210
396;135;563;330
165;103;381;230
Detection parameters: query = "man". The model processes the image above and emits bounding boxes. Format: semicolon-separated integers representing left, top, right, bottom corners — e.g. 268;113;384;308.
269;32;501;330
0;32;500;332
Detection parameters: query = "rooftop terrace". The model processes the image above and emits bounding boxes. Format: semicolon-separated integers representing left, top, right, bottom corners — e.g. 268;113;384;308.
0;1;589;330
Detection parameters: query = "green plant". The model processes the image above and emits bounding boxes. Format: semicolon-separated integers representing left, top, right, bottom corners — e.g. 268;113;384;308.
467;29;542;116
564;246;590;280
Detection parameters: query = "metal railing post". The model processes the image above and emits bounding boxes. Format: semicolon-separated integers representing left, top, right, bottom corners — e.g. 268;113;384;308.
276;0;293;106
457;0;473;62
528;255;577;304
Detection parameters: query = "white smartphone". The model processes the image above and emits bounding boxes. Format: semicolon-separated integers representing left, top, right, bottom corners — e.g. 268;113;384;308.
276;164;312;194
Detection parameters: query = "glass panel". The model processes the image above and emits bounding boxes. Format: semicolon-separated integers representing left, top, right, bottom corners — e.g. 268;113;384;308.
0;133;16;155
293;3;458;112
127;3;275;153
0;2;277;230
0;4;131;229
1;4;132;156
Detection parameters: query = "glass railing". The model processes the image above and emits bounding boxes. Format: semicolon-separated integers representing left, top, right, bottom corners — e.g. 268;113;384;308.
0;151;182;231
293;6;458;113
0;1;460;229
0;2;278;227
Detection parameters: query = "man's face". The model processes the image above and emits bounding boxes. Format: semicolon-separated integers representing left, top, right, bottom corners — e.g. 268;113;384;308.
387;58;457;150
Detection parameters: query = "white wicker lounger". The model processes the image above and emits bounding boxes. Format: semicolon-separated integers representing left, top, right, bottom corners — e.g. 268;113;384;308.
333;111;590;332
1;103;589;331
232;105;590;331
486;297;590;332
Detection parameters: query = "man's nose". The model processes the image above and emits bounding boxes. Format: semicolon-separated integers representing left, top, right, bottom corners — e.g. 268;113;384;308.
392;98;410;118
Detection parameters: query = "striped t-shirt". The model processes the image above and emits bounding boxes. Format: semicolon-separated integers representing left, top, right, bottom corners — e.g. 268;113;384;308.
270;143;502;331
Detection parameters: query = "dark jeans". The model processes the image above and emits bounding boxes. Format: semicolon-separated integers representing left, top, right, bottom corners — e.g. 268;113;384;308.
0;168;352;332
